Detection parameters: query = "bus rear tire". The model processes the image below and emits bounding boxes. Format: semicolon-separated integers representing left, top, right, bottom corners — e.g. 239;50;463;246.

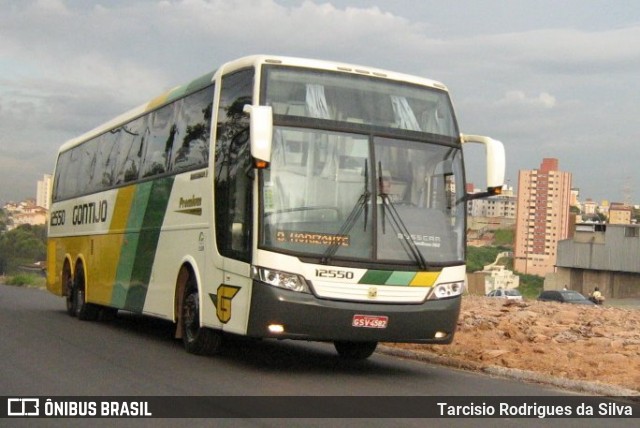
181;280;222;355
334;341;377;360
63;263;76;316
73;264;99;321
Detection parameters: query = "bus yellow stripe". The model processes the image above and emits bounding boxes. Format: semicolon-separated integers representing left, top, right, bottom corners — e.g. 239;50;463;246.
87;186;137;304
409;271;440;287
147;91;172;110
110;186;136;233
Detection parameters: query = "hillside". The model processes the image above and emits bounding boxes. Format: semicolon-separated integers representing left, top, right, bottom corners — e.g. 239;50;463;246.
387;295;640;394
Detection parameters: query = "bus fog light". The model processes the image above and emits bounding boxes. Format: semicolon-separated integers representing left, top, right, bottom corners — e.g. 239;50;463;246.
435;331;448;339
429;281;464;300
268;324;285;334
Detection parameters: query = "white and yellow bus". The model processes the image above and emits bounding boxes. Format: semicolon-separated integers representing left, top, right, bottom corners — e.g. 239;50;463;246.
47;55;505;359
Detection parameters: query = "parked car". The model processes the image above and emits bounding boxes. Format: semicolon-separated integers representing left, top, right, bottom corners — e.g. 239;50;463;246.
487;288;523;300
537;290;595;305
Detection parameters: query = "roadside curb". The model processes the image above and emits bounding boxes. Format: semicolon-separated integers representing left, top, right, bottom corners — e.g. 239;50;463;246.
378;345;640;398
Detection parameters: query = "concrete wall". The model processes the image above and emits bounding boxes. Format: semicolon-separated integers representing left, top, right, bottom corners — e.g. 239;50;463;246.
556;267;640;298
466;273;487;295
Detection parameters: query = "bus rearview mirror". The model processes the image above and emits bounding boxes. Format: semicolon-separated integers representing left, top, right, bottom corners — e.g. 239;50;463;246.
461;134;505;196
243;104;273;164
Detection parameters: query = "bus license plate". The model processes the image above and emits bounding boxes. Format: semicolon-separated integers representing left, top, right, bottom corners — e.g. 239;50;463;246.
352;314;388;329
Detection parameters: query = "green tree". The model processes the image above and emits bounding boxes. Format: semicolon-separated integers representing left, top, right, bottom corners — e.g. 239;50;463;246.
515;273;544;299
493;229;514;247
0;208;8;234
466;246;507;272
0;224;47;274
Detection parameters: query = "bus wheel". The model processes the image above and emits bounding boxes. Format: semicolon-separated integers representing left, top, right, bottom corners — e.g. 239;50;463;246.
63;265;75;317
73;264;99;321
334;341;378;360
181;280;222;355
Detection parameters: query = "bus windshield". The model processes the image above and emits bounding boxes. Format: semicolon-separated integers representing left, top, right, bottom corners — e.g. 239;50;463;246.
263;66;458;137
260;66;465;266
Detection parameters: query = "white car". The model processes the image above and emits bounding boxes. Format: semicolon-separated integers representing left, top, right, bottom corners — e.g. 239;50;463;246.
487;289;523;300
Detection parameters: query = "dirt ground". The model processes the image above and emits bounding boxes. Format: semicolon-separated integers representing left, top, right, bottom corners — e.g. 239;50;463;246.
388;295;640;394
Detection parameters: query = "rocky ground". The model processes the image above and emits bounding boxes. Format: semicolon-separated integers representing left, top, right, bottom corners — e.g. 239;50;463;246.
386;295;640;394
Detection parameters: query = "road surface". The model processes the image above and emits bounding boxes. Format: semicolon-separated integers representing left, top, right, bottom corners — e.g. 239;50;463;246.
0;284;635;427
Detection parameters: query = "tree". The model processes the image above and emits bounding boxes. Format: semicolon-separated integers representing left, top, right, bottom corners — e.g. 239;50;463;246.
493;229;514;247
0;224;47;274
0;208;8;234
466;246;506;272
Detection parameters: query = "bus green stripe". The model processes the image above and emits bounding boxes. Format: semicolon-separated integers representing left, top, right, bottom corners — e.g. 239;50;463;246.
111;178;175;312
385;271;416;285
167;71;216;103
358;270;440;286
111;183;152;308
359;270;392;285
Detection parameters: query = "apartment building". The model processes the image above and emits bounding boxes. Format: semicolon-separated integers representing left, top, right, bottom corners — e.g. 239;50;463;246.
467;194;517;219
608;203;633;224
514;158;572;276
36;174;52;210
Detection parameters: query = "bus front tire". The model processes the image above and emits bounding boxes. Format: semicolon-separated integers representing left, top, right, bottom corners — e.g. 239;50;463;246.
334;341;377;360
181;282;222;355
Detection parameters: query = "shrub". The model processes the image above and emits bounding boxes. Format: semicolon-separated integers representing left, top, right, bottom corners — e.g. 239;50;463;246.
6;273;45;288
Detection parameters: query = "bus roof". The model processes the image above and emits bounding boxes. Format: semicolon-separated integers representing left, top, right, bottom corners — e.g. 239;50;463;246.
58;55;449;154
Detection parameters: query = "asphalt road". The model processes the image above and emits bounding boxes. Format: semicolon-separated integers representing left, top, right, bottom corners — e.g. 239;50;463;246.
0;284;636;427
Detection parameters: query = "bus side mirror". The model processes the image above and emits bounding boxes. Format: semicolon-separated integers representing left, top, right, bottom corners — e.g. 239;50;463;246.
243;105;273;164
461;134;505;199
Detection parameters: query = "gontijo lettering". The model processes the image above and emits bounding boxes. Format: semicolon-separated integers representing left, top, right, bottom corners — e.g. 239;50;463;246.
72;200;108;225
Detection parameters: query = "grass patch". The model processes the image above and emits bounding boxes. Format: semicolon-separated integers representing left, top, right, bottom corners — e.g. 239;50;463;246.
5;273;46;288
516;273;544;299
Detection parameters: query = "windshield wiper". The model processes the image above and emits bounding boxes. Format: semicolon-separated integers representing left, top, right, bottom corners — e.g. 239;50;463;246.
321;161;370;264
378;163;429;271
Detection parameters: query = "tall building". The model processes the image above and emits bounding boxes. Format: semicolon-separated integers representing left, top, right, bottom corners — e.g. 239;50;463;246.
514;158;572;276
36;174;52;210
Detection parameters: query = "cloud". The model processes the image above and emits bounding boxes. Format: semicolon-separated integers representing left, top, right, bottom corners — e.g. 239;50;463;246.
0;0;639;203
497;91;557;109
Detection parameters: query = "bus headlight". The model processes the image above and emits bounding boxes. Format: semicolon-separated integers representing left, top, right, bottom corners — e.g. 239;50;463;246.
428;281;464;300
252;267;310;293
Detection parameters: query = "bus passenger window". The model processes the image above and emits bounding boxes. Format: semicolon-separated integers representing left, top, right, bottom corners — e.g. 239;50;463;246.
172;85;214;172
115;117;145;184
141;104;176;178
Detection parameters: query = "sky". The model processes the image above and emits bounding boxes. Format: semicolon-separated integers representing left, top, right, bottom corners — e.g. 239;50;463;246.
1;0;639;205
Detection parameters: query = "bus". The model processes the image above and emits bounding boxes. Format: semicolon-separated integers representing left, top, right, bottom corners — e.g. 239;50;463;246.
47;55;505;360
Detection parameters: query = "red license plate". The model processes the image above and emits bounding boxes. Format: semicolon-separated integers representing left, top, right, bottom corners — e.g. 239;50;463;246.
352;314;388;329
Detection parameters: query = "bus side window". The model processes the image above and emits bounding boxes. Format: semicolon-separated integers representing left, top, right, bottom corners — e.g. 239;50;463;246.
141;104;175;178
172;85;214;172
101;129;122;188
115;116;145;184
75;138;98;196
52;150;72;201
91;133;114;191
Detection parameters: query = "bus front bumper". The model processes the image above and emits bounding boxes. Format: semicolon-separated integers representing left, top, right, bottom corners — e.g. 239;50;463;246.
246;281;461;344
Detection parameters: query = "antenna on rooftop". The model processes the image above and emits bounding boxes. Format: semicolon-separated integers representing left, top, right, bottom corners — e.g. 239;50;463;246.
623;175;632;206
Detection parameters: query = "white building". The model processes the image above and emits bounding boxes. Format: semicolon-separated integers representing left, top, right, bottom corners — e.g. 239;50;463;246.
482;251;520;293
468;194;517;219
37;174;52;209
